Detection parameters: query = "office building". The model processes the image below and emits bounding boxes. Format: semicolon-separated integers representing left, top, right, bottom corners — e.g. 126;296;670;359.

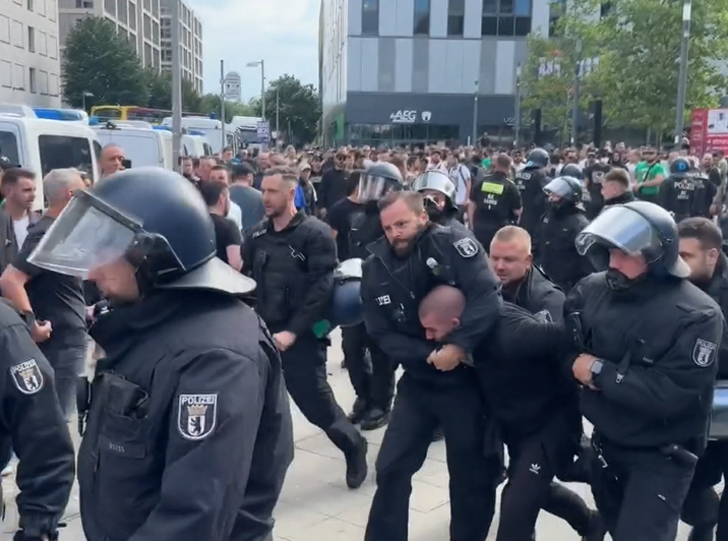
58;0;162;72
0;0;62;107
320;0;554;146
160;0;203;94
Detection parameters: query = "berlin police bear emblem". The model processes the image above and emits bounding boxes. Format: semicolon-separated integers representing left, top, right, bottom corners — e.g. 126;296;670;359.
177;394;218;440
453;238;479;258
10;359;44;395
692;338;717;367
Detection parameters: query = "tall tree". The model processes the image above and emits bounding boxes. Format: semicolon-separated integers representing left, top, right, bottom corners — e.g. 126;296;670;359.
62;17;149;109
253;75;321;145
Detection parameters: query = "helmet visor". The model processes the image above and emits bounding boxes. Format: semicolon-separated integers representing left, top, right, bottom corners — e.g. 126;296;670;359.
28;192;140;279
544;177;577;197
411;171;455;199
358;174;400;203
575;205;662;260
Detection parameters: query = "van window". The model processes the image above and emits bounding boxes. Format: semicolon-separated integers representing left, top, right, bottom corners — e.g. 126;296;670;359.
0;131;21;167
203;142;213;156
101;133;160;167
39;135;94;177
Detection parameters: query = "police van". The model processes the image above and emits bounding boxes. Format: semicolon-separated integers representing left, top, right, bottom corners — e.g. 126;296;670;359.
161;116;235;155
0;107;100;210
93;122;174;170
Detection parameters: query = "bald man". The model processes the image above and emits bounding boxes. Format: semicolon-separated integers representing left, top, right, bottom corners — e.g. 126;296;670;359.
99;144;125;178
419;285;604;541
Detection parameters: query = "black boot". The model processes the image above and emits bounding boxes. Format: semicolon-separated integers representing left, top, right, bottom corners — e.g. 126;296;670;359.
360;408;390;431
347;398;369;424
345;435;368;489
687;526;716;541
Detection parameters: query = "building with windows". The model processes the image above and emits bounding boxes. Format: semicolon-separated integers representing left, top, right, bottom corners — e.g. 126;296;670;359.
0;0;62;107
320;0;554;146
160;0;203;94
58;0;162;74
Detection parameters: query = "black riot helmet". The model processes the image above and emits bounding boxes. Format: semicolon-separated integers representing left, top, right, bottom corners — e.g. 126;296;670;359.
411;170;457;210
27;167;256;296
670;156;692;179
313;259;364;336
560;163;582;179
543;176;582;206
524;148;549;170
358;161;404;203
575;200;690;279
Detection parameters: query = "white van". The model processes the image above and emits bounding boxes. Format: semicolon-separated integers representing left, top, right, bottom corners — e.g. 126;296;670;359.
93;124;174;170
162;116;228;154
0;113;100;210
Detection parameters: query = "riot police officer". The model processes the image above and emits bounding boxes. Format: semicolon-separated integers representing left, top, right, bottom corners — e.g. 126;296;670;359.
28;168;295;541
468;152;522;250
658;157;714;222
536;176;592;292
341;162;400;430
0;301;74;541
412;170;465;229
514;148;550;241
362;190;503;541
566;201;723;541
243;166;368;488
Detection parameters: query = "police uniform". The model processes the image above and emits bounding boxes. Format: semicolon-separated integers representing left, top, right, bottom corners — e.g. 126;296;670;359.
469;170;522;251
658;158;714;222
361;224;502;541
29;168;295;541
514;149;550;241
0;301;75;541
567;201;724;541
243;210;368;486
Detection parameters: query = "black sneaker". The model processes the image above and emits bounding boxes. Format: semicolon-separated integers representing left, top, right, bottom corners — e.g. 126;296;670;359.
582;510;608;541
360;408;390;431
687;526;715;541
345;435;368;489
347;398;369;424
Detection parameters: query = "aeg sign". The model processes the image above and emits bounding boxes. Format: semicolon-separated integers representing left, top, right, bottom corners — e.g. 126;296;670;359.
389;110;418;123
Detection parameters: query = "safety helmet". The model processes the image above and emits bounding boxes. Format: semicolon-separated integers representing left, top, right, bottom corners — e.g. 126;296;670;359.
313;259;364;336
358;162;404;203
575;200;689;278
670;157;692;179
544;176;583;204
27;167;256;296
560;163;582;179
524;148;549;170
411;170;456;209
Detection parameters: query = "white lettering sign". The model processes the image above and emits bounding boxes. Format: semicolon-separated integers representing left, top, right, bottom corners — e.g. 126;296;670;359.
390;110;417;123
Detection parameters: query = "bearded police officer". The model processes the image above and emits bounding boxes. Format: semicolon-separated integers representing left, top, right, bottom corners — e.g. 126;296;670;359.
514;148;550;241
29;168;295;541
362;190;502;541
243;166;368;488
339;162;401;430
566;201;724;541
0;302;74;541
412;170;467;230
658;157;714;223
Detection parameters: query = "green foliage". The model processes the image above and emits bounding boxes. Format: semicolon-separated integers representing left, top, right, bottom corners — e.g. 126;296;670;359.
62;17;149;109
196;94;257;122
522;0;728;135
249;75;321;145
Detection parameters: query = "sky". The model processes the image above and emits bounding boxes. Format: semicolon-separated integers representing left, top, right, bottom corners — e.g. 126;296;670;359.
187;0;320;100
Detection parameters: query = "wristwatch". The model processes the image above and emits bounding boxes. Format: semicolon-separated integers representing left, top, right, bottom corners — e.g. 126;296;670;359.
590;359;604;377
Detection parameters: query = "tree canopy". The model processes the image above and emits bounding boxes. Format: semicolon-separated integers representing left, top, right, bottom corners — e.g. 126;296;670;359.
521;0;728;137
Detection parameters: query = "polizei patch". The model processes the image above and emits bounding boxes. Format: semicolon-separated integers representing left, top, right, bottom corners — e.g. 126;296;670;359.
692;339;717;367
453;238;479;258
177;393;218;441
10;359;44;395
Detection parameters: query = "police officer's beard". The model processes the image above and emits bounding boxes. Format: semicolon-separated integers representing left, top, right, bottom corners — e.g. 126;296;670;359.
425;205;444;223
605;268;645;292
391;225;428;258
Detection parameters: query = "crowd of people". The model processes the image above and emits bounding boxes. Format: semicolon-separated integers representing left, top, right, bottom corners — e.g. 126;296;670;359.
0;136;727;541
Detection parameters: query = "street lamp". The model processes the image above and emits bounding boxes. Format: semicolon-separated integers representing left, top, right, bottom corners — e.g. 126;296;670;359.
514;64;522;147
246;60;266;120
471;79;480;145
81;91;94;112
570;38;583;145
675;0;692;144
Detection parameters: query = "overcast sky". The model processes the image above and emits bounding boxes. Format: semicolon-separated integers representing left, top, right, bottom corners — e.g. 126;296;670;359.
186;0;320;100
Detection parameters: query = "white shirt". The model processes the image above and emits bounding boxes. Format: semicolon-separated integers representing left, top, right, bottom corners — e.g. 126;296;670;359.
447;163;471;205
427;161;448;174
227;201;243;231
13;215;29;250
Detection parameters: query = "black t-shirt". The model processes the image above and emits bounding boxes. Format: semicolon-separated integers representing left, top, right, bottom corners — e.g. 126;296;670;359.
583;163;611;218
13;216;86;340
469;172;522;230
326;197;362;261
210;213;243;264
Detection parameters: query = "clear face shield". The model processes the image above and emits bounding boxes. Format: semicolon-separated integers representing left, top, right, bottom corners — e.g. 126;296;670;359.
575;206;664;270
358;174;399;203
28;191;142;279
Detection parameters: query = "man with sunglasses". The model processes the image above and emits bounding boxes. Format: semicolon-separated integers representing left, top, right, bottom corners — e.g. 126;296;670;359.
634;147;666;204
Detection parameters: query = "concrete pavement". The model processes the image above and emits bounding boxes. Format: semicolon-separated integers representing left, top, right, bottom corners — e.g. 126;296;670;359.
1;330;694;540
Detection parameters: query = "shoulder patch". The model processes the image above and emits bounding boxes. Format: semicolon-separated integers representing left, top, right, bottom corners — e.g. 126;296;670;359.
10;359;44;395
177;394;218;441
534;310;553;323
692;338;717;367
453;237;479;258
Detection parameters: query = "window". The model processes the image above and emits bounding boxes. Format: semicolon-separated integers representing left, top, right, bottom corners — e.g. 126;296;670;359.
0;61;11;87
29;67;37;93
37;0;45;16
47;0;55;20
600;2;612;18
0;15;9;43
27;0;33;11
0;133;20;168
49;72;59;95
39;135;94;177
448;0;465;36
12;20;23;48
118;0;128;25
362;0;378;36
104;0;114;16
413;0;430;35
27;26;35;52
152;0;158;17
129;2;136;29
48;35;57;58
13;63;25;89
76;0;94;7
39;70;48;94
152;21;159;44
143;13;151;37
38;30;46;55
482;0;531;37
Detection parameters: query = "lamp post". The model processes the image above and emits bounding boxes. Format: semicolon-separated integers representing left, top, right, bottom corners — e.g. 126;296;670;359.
514;64;522;147
246;60;266;120
471;79;480;146
675;0;692;144
169;0;182;171
81;91;94;112
570;38;583;145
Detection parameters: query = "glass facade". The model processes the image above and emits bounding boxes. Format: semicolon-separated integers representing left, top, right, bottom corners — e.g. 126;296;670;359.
348;123;459;146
